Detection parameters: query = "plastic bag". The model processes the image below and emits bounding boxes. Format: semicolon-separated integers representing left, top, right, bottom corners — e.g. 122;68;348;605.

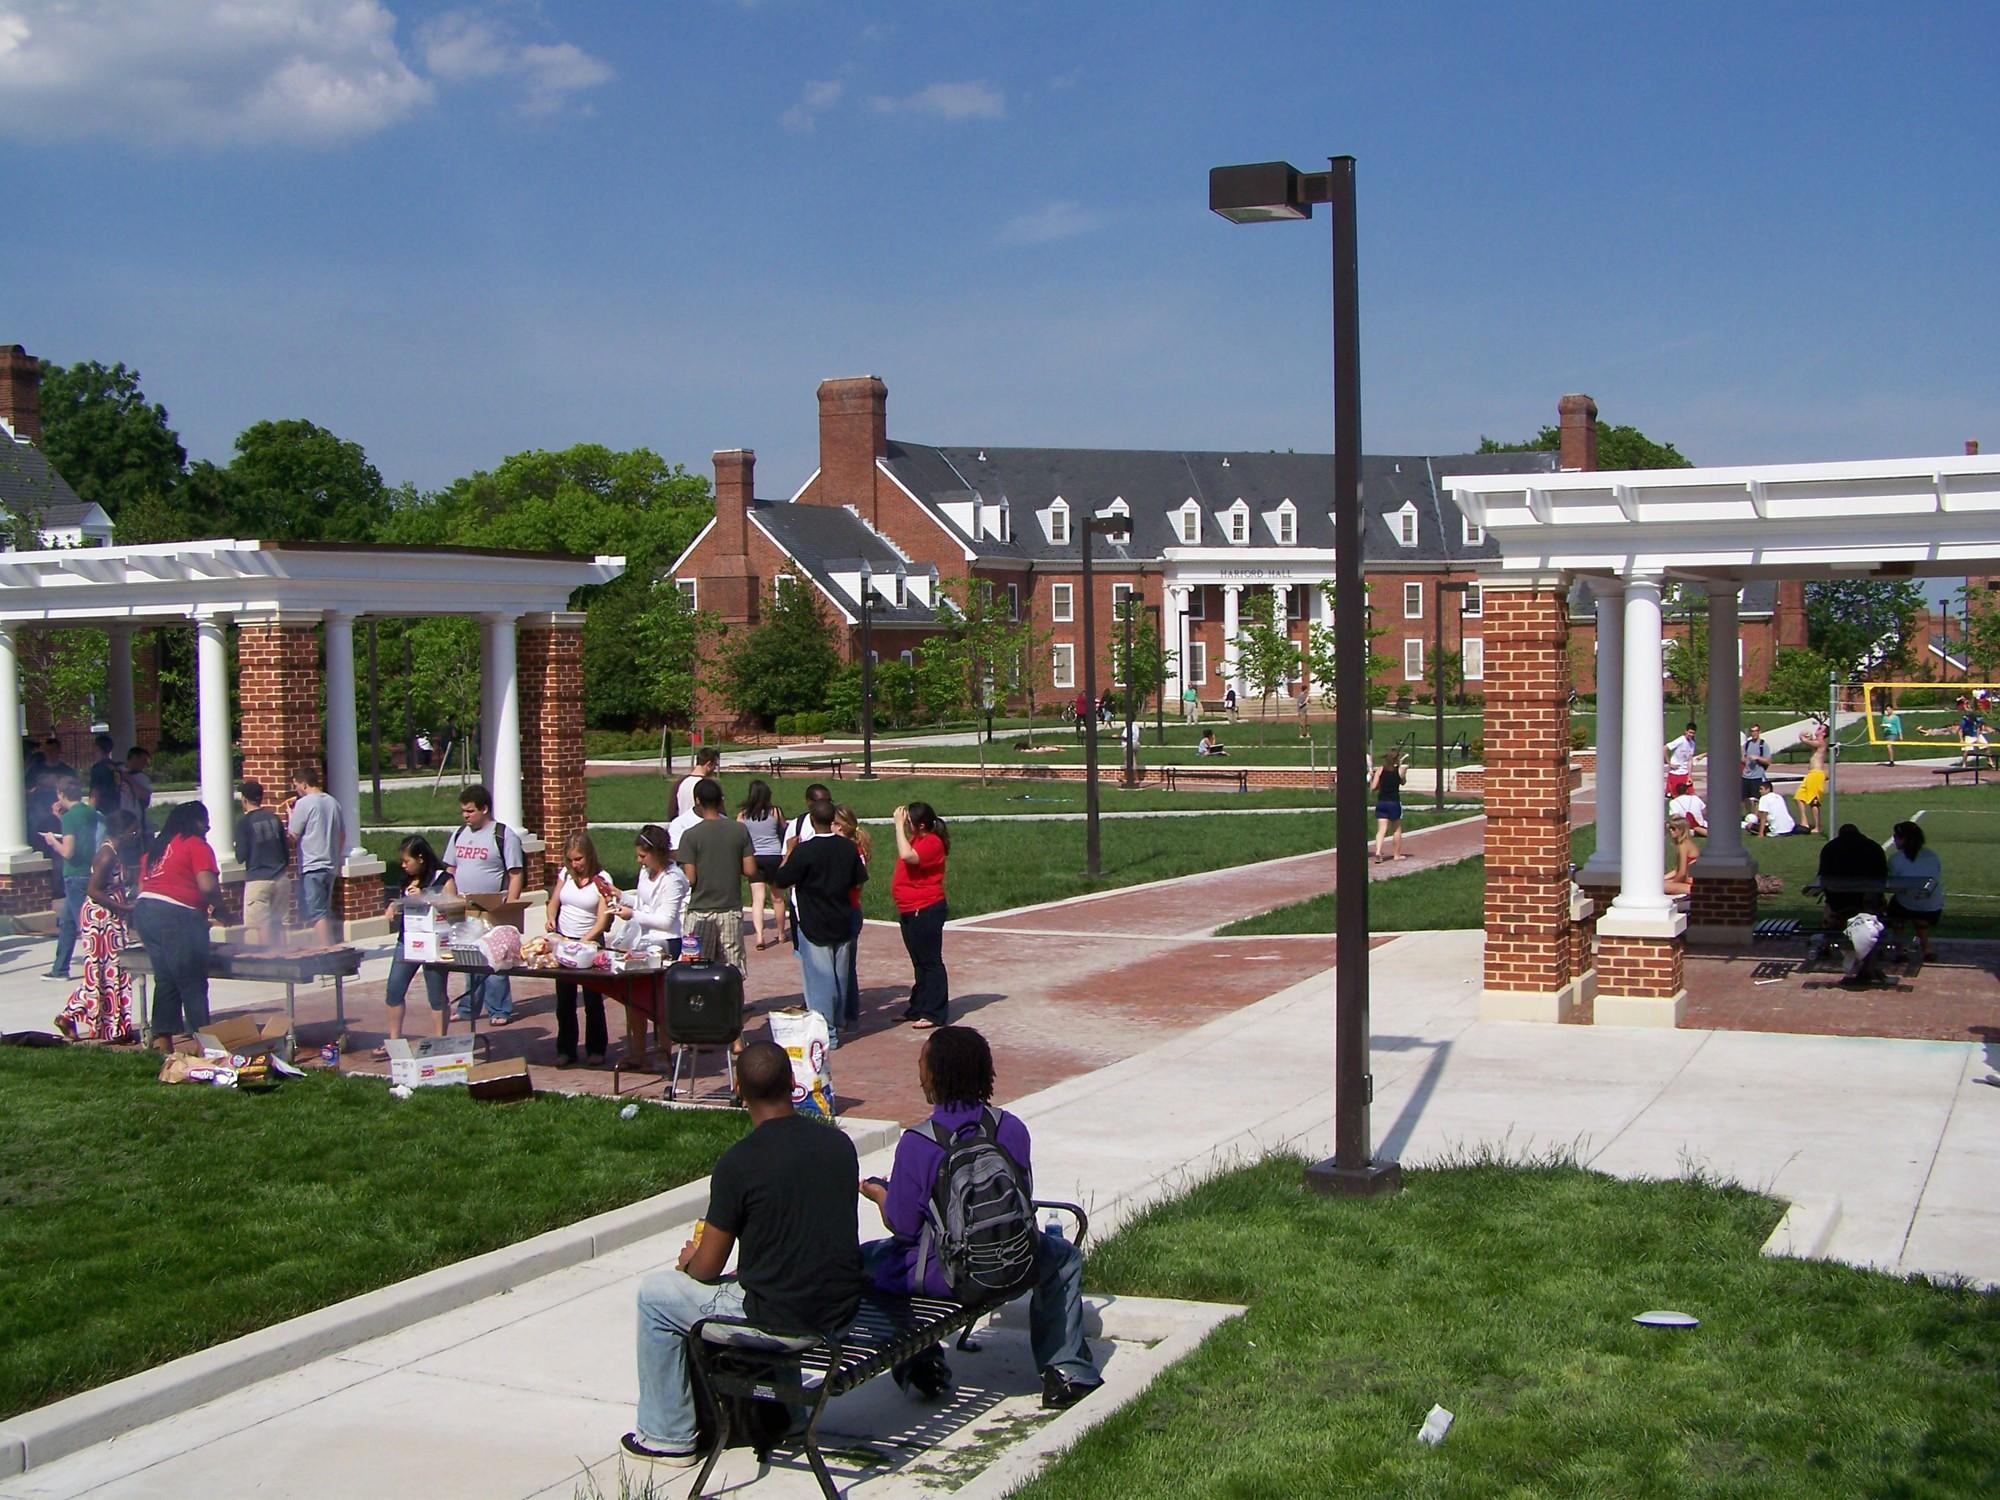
553;938;599;969
768;1006;835;1118
1844;912;1884;973
478;924;523;969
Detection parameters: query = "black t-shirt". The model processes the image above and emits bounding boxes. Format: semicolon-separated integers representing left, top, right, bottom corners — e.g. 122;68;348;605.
772;836;867;947
705;1113;865;1336
235;807;290;881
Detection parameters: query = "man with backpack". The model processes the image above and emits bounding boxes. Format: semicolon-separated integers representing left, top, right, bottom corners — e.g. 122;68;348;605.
859;1025;1101;1410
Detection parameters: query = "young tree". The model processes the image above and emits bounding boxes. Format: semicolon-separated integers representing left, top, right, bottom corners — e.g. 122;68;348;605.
1960;583;2000;681
1805;580;1925;675
630;581;712;728
938;577;1024;724
1766;648;1840;713
914;640;970;723
1304;581;1394;710
1107;599;1172;720
1230;589;1297;742
1663;584;1710;711
873;659;920;726
20;629;106;730
719;577;842;727
1427;647;1465;709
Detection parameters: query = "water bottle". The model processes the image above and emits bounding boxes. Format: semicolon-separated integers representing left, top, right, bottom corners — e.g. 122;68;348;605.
1043;1211;1065;1244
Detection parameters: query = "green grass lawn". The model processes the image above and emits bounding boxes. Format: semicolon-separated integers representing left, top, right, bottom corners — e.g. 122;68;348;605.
0;1049;744;1419
1227;786;2000;938
1012;1156;2000;1499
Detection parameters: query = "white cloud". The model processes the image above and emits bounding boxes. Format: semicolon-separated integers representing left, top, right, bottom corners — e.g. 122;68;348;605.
1000;200;1109;247
868;80;1004;121
0;0;433;145
417;9;611;116
781;78;843;135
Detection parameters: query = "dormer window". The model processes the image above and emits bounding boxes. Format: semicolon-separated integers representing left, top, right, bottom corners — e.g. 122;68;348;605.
1176;500;1201;545
997;501;1011;543
1270;500;1297;545
1392;504;1419;547
892;572;909;608
1225;500;1250;545
1462;515;1483;547
1099;498;1131;544
1048;498;1071;545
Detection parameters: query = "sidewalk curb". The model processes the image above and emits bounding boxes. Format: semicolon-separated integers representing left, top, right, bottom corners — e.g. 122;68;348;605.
0;1116;900;1481
1760;1194;1844;1262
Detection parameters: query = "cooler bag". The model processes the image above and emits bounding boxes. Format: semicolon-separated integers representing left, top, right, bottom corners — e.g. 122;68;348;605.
666;962;745;1046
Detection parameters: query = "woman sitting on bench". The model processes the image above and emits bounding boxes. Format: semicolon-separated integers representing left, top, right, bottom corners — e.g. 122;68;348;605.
1885;820;1944;963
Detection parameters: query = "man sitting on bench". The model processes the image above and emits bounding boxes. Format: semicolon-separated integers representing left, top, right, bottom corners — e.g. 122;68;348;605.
624;1041;866;1470
859;1025;1102;1411
1815;823;1889;983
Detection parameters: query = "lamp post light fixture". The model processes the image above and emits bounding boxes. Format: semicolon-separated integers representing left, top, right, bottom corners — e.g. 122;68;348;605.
1080;512;1128;876
859;560;877;779
1211;154;1400;1198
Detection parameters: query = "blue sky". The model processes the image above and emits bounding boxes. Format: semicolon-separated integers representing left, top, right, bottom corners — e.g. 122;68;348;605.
4;1;1996;494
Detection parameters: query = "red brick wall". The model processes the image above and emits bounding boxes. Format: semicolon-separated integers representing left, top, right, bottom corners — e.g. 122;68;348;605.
1597;934;1684;997
237;622;323;799
1480;586;1574;997
1688;874;1757;932
519;619;586;894
0;869;53;918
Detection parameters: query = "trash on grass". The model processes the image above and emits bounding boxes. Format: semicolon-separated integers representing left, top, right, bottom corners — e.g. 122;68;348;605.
620;1103;640;1120
389;1084;413;1100
1632;1310;1700;1329
1417;1404;1454;1445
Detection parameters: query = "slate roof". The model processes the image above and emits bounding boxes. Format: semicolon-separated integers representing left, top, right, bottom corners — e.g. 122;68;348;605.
0;432;91;529
879;442;1561;567
748;499;943;624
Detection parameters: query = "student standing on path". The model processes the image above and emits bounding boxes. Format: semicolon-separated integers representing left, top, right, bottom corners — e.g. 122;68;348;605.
55;809;141;1043
443;783;526;1026
612;824;683;1065
1371;750;1405;862
892;802;950;1030
1740;724;1772;816
286;764;343;946
675;777;756;969
770;799;867;1048
234;781;291;948
832;805;870;1033
131;801;221;1049
779;780;834;948
1881;706;1903;767
737;778;786;950
671;747;722;822
377;834;451;1054
1183;684;1201;724
1665;722;1698;799
122;746;154;835
42;776;97;980
548;831;616;1068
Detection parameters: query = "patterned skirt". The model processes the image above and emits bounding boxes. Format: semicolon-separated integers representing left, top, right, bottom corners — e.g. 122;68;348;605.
57;900;134;1042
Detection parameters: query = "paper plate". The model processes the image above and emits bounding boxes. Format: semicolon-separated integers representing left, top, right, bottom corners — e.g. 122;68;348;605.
1632;1310;1700;1329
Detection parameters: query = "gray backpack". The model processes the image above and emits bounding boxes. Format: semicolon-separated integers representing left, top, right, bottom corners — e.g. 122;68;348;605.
913;1109;1037;1299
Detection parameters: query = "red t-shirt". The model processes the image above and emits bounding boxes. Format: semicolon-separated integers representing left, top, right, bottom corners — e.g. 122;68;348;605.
142;834;218;909
891;832;947;913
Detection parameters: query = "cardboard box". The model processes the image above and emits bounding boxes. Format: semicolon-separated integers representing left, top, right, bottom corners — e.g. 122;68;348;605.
465;893;530;932
384;1034;477;1089
194;1016;290;1061
466;1057;533;1102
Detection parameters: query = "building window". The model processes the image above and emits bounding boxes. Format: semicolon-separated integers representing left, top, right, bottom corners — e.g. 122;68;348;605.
1049;499;1070;545
1111;583;1134;615
1396;508;1418;546
1052;643;1075;688
1178;505;1201;544
1186;586;1206;620
1104;498;1130;541
1229;507;1249;544
1007;582;1020;620
1463;638;1484;680
773;572;795;599
1463;583;1482;617
1274;504;1296;544
1286;589;1306;622
1403;581;1423;619
675;578;697;608
1052;583;1074;622
1187;639;1208;685
997;505;1011;543
892;573;908;608
900;649;914;667
1462;515;1484;546
1404;638;1424;681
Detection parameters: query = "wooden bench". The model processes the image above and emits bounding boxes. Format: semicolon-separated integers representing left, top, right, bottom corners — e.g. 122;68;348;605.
767;755;847;780
687;1202;1087;1500
1165;765;1249;793
1931;758;1990;786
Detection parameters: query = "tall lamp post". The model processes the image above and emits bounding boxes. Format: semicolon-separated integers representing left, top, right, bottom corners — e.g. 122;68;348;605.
1434;582;1468;814
859;561;877;779
1146;601;1166;748
1212;155;1400;1196
1080;513;1127;876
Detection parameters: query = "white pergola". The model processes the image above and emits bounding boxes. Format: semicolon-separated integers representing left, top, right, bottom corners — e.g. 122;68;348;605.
1448;451;2000;1022
0;539;624;883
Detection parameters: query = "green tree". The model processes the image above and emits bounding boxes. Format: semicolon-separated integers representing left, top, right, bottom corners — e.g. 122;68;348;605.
630;581;712;728
1108;598;1172;712
1427;647;1465;708
1960;584;2000;680
1477;421;1693;470
914;640;971;722
824;662;864;731
873;658;920;726
1305;582;1394;710
224;419;390;542
20;629;107;729
720;578;842;727
1229;589;1298;741
1663;584;1710;711
35;360;187;520
1804;580;1924;675
1766;648;1840;713
938;577;1027;722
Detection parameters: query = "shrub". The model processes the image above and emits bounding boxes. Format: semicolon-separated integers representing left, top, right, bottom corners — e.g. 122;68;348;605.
1571;725;1590;750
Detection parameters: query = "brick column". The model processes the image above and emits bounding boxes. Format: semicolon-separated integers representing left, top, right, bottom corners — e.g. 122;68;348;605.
1567;883;1598;1019
518;612;587;895
237;617;323;935
1478;578;1580;1022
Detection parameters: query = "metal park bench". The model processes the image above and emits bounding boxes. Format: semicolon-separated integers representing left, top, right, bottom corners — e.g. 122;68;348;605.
768;755;848;780
1931;755;1991;786
1164;765;1250;793
686;1202;1087;1500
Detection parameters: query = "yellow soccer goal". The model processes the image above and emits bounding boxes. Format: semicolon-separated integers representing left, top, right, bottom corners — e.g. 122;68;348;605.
1861;682;1996;749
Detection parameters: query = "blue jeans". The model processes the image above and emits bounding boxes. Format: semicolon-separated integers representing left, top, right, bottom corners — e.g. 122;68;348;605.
298;867;335;925
456;972;512;1023
53;874;89;975
840;907;863;1030
796;935;852;1046
634;1270;751;1451
384;956;448;1012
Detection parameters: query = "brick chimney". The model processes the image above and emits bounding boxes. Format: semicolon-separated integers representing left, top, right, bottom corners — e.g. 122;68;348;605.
1969;440;1980;456
1774;581;1808;650
0;345;42;444
1557;393;1597;472
816;376;888;525
712;449;754;557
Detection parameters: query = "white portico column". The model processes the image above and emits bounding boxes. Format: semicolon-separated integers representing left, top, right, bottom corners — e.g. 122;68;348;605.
0;624;27;855
1221;584;1242;695
323;613;365;859
1163;585;1187;702
1271;585;1293;683
479;625;500;779
107;627;136;754
196;616;235;865
1690;585;1758;943
1576;580;1624;901
1595;573;1687;1026
486;614;524;832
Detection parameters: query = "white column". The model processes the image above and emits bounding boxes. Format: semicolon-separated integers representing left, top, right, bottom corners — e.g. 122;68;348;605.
196;617;235;865
107;627;136;753
486;614;524;832
324;613;365;859
1607;575;1670;919
479;626;500;779
1271;585;1293;683
1222;584;1242;694
0;623;29;856
1163;586;1187;701
1577;580;1624;886
1697;586;1754;872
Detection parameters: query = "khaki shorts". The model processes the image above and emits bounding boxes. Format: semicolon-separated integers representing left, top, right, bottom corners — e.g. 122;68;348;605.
686;908;748;970
243;876;289;939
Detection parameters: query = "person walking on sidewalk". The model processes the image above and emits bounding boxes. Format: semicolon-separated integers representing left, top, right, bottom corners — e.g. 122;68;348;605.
892;802;950;1030
770;799;867;1048
1372;751;1406;862
737;778;787;950
444;784;525;1026
42;776;97;980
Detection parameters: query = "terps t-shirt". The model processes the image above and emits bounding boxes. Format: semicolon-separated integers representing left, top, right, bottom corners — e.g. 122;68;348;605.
704;1114;865;1336
445;822;524;894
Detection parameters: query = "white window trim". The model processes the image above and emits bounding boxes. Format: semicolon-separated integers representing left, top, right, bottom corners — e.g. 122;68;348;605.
1403;638;1424;681
1048;497;1071;545
1462;514;1484;547
1177;501;1202;545
900;649;914;667
1403;581;1423;619
1186;586;1206;621
1463;637;1484;680
1111;582;1134;614
1394;505;1419;547
1052;583;1074;623
892;574;908;608
1270;499;1298;546
1007;582;1020;621
1052;642;1075;689
1225;500;1250;545
774;572;795;596
1188;639;1208;685
675;577;697;608
1463;583;1482;618
1286;589;1306;622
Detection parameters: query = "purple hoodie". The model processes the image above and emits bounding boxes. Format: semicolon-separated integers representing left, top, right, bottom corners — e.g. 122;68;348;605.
871;1102;1034;1298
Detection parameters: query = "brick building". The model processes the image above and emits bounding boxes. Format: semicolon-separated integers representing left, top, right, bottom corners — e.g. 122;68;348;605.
672;379;1798;732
